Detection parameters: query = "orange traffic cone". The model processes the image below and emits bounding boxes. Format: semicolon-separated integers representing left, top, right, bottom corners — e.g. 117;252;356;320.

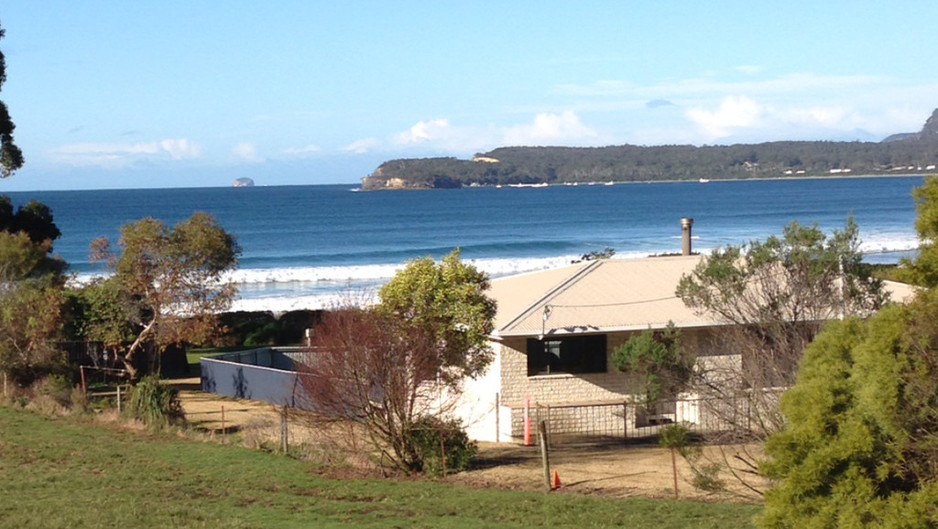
552;469;561;489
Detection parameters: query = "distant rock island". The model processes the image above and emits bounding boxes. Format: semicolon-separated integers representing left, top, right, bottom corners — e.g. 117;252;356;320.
361;108;938;190
232;178;255;187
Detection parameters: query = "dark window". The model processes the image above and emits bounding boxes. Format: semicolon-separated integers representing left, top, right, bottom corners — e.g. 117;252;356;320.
526;335;607;376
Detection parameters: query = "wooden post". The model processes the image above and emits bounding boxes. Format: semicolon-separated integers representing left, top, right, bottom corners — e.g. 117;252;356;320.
495;392;500;442
116;385;122;414
221;405;226;437
80;366;87;393
280;405;289;454
439;430;447;477
545;405;551;449
623;402;628;439
670;447;679;499
538;420;551;491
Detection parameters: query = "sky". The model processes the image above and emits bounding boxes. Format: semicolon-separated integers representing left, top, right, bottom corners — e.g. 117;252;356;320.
2;1;938;191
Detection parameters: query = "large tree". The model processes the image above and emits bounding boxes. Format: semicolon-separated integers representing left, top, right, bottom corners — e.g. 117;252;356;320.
0;231;66;385
0;198;66;385
899;175;938;288
0;20;25;178
759;290;938;528
676;219;886;437
376;248;497;383
297;249;495;473
89;212;240;378
759;177;938;525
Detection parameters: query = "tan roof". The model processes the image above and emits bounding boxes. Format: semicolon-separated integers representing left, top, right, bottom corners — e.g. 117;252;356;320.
489;257;919;339
883;279;918;303
490;255;711;338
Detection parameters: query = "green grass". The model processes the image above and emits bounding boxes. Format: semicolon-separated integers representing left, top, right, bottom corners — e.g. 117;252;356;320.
0;406;760;529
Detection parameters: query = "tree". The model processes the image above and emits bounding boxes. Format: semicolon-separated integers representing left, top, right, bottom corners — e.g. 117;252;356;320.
89;212;240;378
0;206;67;385
612;323;693;407
376;248;497;383
759;293;938;528
758;175;938;527
899;175;938;288
675;218;886;437
297;249;495;473
0;20;25;178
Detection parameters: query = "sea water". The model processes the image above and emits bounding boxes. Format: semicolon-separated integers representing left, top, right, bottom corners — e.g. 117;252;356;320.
5;176;924;312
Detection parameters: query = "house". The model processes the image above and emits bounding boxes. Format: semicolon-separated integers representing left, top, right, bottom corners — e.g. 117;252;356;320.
455;254;916;443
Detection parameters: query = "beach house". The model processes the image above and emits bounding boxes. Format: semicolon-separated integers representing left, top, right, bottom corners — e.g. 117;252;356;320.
456;250;915;443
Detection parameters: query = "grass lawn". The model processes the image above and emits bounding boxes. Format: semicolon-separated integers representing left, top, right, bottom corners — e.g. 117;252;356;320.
0;406;761;528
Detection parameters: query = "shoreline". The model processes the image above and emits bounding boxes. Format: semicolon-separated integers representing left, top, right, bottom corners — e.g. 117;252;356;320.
357;172;930;191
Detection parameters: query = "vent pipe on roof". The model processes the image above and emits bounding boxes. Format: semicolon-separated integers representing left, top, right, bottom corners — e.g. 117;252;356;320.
681;217;694;255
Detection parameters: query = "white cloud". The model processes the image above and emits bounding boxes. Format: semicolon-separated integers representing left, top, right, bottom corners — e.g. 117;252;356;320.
233;142;261;162
160;138;202;159
394;119;452;145
282;144;321;157
381;111;599;154
686;96;764;140
48;138;202;167
502;111;597;145
343;137;380;154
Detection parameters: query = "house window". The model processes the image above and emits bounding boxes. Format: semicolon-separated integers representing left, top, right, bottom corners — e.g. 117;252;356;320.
526;335;607;376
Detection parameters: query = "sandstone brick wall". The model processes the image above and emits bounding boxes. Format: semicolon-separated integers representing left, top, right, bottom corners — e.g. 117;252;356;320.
497;328;721;438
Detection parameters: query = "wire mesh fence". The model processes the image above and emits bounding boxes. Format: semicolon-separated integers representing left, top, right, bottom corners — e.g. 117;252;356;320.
532;393;778;446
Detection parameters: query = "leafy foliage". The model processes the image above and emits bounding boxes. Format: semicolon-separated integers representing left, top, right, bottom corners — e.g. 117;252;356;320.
572;246;616;263
612;323;693;405
677;219;885;394
760;177;938;527
298;250;495;474
87;212;240;378
0;197;67;386
899;175;938;287
0;282;66;385
126;374;185;429
377;248;497;384
0;21;24;178
759;294;938;528
406;415;478;476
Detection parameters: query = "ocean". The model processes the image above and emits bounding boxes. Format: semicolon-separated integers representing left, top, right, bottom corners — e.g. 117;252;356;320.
5;176;925;313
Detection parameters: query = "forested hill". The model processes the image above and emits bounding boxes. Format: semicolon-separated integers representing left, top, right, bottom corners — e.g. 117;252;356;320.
361;108;938;190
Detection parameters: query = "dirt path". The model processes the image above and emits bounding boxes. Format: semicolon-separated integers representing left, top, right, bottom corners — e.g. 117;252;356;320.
173;378;763;502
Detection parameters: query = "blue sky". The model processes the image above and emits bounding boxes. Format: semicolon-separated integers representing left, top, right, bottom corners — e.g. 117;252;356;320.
2;1;938;191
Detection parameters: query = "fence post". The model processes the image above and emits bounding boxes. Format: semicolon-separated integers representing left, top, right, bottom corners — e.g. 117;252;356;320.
495;392;500;442
280;405;289;454
545;405;551;448
116;385;122;414
623;402;628;439
538;420;551;491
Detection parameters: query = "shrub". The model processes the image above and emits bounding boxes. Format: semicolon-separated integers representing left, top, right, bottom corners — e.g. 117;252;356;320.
34;374;73;407
691;462;727;493
126;375;185;429
406;416;477;476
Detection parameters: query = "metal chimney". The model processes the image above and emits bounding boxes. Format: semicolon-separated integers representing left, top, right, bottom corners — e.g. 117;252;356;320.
680;217;694;255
